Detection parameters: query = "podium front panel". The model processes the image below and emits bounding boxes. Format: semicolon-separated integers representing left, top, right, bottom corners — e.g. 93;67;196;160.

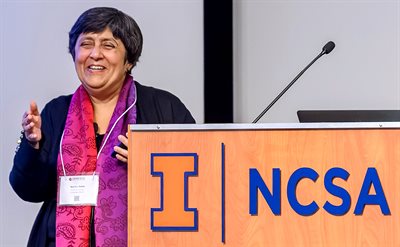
128;123;400;247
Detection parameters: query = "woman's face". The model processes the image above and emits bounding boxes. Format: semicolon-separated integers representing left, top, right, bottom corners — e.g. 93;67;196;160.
74;28;131;97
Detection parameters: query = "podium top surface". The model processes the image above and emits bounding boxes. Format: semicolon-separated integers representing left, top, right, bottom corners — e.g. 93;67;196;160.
129;122;400;131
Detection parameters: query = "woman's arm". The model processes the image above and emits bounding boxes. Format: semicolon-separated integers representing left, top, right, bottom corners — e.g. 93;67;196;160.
10;96;70;202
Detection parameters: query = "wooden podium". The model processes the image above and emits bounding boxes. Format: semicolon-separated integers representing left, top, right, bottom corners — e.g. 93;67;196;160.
128;123;400;246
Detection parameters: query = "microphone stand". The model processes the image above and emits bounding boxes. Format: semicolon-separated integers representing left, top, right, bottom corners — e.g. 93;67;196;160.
252;49;328;123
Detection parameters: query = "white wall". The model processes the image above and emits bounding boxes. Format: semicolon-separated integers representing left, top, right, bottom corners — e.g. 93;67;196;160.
0;1;203;246
234;0;400;123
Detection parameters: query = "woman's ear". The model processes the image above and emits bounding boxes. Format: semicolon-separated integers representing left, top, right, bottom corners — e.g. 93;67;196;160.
126;63;133;73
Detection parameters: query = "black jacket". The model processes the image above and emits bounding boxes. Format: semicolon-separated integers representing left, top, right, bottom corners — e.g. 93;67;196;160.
10;82;195;246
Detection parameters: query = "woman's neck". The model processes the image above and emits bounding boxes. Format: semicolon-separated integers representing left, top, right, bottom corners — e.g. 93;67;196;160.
90;89;121;134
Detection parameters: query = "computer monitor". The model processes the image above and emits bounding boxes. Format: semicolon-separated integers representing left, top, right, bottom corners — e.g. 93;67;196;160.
297;110;400;123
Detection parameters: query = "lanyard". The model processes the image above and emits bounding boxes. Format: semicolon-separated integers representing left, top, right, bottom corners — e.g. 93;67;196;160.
59;88;137;176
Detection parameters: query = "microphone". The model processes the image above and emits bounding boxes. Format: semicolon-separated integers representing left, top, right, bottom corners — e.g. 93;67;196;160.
93;122;99;134
94;122;127;158
252;41;335;123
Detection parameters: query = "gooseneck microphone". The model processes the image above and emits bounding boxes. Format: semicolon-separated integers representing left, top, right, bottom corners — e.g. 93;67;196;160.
252;41;335;123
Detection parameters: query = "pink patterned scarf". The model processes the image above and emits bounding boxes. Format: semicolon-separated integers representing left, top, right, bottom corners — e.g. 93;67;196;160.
56;76;136;247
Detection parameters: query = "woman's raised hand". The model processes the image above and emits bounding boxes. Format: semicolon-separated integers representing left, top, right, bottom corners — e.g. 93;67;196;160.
22;101;42;149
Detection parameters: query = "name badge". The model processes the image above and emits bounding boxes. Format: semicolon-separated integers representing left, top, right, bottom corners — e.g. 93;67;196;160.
58;175;99;206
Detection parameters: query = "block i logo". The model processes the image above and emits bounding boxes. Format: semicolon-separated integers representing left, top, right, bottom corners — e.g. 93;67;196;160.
150;153;198;231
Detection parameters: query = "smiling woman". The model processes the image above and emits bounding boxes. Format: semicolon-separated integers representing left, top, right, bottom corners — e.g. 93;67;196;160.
9;7;195;247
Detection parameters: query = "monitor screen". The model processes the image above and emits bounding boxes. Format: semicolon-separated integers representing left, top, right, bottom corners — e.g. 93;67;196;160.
297;110;400;123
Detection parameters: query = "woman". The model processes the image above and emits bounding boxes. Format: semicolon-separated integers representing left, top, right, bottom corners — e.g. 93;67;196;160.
10;7;195;247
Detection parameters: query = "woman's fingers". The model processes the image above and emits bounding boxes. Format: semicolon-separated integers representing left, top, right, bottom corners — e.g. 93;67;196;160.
30;101;40;116
29;101;41;125
114;134;129;163
115;153;128;163
21;101;42;148
23;121;35;131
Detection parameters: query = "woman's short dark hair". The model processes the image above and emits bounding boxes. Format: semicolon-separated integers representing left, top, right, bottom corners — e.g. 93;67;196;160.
69;7;143;71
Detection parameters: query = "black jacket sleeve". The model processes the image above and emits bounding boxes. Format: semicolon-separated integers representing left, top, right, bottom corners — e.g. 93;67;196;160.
9;96;71;202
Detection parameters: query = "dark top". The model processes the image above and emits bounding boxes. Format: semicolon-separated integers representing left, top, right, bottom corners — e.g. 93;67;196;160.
9;81;195;247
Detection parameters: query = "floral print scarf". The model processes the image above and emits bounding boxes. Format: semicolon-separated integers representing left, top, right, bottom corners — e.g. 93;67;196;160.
56;75;136;247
